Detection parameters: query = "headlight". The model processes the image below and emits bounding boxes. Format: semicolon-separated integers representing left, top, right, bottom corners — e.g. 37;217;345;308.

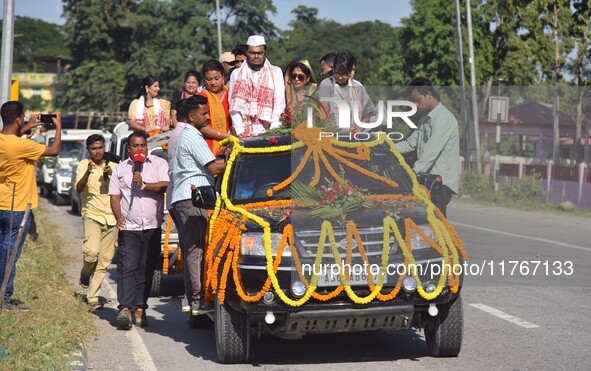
58;168;72;177
46;162;56;169
241;232;291;257
410;225;438;250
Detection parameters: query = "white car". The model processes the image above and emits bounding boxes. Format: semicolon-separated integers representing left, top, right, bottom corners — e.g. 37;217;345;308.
37;129;109;203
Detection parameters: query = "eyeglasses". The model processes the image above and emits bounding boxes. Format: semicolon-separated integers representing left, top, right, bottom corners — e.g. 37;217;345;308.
223;61;236;66
247;51;266;58
333;71;350;79
291;73;308;81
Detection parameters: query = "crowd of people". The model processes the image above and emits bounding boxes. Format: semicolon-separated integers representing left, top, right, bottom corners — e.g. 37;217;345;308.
0;34;459;327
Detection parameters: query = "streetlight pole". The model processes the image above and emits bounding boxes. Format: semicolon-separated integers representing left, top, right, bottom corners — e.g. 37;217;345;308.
0;0;16;121
552;64;559;164
455;0;470;170
216;0;222;57
466;0;481;174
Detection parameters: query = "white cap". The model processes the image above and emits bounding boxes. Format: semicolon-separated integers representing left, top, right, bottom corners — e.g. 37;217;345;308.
246;35;266;46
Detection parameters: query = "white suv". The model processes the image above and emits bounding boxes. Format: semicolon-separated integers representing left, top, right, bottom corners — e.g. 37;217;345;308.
37;129;109;204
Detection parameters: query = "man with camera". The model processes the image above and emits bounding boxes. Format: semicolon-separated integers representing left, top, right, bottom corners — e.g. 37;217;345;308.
75;134;119;309
1;102;62;311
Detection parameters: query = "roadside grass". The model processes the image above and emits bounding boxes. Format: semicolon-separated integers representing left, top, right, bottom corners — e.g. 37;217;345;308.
0;216;96;370
460;172;591;217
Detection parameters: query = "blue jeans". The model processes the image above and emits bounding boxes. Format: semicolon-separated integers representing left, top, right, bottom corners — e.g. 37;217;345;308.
0;210;31;301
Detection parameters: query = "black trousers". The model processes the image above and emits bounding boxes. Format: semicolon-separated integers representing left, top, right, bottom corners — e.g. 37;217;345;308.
116;228;160;311
432;185;454;217
170;200;208;303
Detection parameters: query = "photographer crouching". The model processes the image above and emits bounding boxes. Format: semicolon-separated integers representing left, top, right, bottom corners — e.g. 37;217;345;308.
75;134;120;309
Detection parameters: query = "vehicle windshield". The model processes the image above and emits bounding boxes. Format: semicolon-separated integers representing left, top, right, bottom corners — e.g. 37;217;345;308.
229;143;413;204
47;139;85;158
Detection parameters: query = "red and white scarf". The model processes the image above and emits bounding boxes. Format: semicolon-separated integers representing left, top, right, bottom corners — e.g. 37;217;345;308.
136;96;165;130
230;59;275;131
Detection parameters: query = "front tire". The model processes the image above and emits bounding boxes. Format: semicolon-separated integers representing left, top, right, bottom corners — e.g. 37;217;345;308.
424;294;463;357
54;192;67;206
215;295;250;364
149;269;162;297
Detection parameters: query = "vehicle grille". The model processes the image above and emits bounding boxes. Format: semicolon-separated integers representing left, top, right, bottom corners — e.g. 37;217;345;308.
295;227;398;258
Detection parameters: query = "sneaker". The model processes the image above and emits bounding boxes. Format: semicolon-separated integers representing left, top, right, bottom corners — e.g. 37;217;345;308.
1;299;31;312
181;297;190;313
134;308;148;327
116;308;132;330
191;299;213;316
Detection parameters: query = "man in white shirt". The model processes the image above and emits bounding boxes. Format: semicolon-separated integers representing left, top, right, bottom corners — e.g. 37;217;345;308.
228;35;285;137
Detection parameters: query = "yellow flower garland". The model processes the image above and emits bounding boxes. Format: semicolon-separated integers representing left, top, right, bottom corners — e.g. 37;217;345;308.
205;125;468;307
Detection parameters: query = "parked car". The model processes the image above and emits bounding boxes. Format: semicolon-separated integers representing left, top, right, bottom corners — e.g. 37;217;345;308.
37;129;108;203
204;133;467;363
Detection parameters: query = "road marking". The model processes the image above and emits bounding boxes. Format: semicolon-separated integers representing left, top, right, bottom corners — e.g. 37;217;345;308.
103;282;158;371
469;303;539;329
452;222;591;253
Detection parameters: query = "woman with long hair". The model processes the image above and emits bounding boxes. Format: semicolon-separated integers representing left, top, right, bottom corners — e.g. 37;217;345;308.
171;70;202;127
198;60;231;155
128;76;171;135
284;59;317;113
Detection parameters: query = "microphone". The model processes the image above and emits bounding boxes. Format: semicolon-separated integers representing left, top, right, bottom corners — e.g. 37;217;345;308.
130;152;146;192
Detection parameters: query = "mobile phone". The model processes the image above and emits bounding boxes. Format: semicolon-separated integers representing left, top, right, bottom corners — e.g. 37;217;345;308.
40;114;57;124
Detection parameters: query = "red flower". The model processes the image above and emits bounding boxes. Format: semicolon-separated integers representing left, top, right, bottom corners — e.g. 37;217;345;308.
269;138;278;145
191;184;196;190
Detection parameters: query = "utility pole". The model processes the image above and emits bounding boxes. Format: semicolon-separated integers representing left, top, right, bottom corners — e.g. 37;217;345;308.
455;0;470;170
216;0;222;57
551;4;560;164
0;0;16;126
466;0;481;174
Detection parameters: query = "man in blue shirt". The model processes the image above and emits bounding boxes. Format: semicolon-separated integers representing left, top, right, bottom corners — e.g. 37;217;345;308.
170;95;226;317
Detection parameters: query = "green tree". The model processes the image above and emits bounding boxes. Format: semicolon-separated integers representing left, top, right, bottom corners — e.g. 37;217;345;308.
0;16;70;72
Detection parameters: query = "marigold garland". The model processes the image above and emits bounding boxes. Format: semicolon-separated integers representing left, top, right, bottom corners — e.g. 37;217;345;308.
205;125;468;307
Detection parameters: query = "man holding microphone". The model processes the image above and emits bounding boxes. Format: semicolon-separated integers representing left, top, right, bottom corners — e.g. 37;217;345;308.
109;131;169;329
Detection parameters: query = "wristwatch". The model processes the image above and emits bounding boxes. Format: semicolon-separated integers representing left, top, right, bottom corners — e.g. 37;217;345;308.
140;182;147;190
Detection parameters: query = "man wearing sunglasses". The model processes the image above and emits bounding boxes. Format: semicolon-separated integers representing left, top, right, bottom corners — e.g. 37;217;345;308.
219;52;236;85
228;35;285;137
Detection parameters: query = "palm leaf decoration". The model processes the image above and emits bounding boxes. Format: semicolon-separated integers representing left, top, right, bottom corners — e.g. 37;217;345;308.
292;180;322;207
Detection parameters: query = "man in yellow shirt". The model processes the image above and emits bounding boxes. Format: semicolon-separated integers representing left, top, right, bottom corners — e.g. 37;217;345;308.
75;134;118;310
0;101;62;311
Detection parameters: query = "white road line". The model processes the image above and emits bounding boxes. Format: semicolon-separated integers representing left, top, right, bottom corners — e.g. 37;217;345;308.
103;282;158;371
469;303;540;329
452;222;591;253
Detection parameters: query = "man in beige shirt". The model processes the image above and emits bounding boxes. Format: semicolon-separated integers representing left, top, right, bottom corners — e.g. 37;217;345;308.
75;134;118;309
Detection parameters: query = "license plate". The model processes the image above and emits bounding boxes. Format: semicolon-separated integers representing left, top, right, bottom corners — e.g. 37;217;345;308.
317;270;383;287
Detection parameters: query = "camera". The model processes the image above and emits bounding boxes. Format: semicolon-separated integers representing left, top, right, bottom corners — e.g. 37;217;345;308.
40;114;57;124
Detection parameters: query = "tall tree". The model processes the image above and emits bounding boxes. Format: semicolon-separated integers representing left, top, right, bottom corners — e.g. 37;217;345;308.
0;16;70;72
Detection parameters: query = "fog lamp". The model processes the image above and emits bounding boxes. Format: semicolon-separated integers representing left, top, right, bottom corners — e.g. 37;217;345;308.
425;282;437;293
263;291;275;304
291;280;306;298
402;276;417;293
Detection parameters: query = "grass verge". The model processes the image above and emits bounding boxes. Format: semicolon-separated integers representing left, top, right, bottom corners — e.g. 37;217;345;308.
460;172;591;217
0;217;96;370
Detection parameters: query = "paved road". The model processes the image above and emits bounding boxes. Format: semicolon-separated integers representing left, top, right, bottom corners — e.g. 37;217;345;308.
40;198;591;370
